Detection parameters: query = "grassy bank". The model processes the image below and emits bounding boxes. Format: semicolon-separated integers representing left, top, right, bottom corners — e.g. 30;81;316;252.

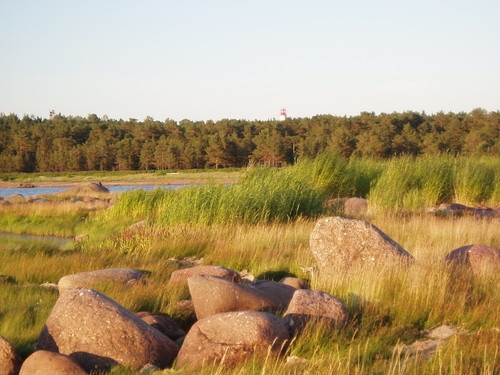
0;154;498;373
0;216;498;372
0;168;242;184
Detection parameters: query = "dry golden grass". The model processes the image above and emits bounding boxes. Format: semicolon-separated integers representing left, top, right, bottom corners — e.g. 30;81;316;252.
0;209;498;373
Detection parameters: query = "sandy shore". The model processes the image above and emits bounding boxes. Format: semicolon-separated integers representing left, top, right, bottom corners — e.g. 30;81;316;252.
0;178;237;188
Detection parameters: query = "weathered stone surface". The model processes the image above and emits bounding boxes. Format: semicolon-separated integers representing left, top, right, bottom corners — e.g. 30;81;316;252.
310;216;413;277
169;265;241;287
176;311;289;369
20;350;86;375
251;280;296;306
136;312;185;341
422;324;465;340
37;288;179;371
56;182;110;197
58;268;144;293
328;198;368;217
435;203;497;218
0;335;21;375
444;244;500;276
279;277;308;289
283;289;348;335
5;194;25;203
188;275;292;320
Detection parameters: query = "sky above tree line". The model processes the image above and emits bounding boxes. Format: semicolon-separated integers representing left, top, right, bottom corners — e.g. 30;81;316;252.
1;0;499;122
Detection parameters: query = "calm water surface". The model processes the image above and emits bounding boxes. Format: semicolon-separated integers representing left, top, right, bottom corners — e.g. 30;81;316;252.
0;232;74;250
0;184;188;199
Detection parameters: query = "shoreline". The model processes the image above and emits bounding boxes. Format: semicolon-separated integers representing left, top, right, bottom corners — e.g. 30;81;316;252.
0;178;237;188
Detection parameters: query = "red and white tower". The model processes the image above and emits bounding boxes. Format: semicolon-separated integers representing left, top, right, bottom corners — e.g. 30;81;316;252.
279;108;287;121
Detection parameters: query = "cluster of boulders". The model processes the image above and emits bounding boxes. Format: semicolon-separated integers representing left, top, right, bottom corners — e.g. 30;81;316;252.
1;216;499;374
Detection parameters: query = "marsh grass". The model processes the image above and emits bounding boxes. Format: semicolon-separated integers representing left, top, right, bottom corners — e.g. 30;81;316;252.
107;168;324;226
369;156;499;213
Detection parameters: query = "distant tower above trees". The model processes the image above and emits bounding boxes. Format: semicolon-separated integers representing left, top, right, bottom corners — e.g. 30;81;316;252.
279;108;287;121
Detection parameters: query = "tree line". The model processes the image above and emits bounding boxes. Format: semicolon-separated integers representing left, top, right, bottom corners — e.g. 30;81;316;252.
0;109;498;173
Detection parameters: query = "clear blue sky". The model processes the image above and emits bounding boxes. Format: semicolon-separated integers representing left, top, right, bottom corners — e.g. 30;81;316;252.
1;0;499;121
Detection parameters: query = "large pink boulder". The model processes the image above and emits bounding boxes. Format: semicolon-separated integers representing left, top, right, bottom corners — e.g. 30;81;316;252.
176;311;289;369
188;275;294;320
37;288;179;372
310;217;413;277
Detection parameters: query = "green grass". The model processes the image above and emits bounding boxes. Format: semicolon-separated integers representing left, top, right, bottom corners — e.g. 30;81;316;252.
0;155;498;373
0;168;241;183
0;213;498;373
106;167;324;226
369;155;499;213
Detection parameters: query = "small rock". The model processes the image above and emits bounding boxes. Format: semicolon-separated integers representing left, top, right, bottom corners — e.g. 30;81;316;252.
282;289;349;335
19;350;86;375
58;268;144;293
136;312;185;341
422;324;465;340
165;256;204;268
74;234;89;242
239;269;256;285
444;244;500;276
279;277;308;289
5;194;25;203
139;363;161;374
328;197;368;217
169;265;241;287
175;300;194;316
